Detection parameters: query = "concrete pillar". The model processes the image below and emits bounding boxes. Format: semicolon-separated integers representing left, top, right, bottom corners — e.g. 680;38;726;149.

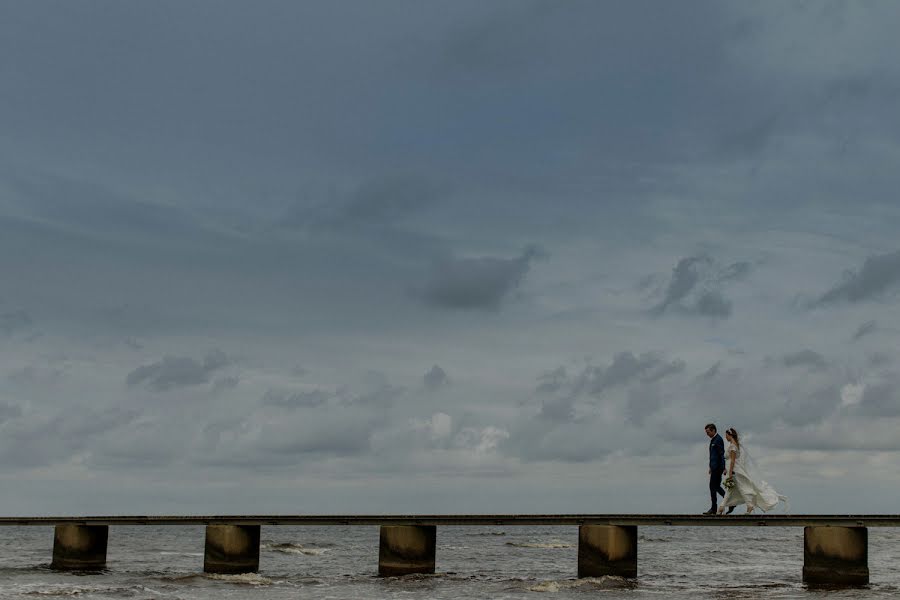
203;525;261;574
803;526;868;586
378;525;436;576
51;524;108;570
578;525;637;578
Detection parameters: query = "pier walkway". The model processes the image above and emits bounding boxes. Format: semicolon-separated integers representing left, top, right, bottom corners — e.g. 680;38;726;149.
2;514;894;585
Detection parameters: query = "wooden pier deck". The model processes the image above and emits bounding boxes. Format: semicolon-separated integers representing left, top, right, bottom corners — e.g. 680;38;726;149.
1;513;898;527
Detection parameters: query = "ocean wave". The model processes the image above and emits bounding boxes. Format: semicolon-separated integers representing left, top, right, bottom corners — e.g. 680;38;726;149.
527;576;630;592
205;572;274;585
465;531;507;537
505;540;573;549
20;583;144;596
262;542;327;556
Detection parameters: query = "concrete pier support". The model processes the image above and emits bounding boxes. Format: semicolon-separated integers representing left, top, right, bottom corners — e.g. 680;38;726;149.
203;525;261;574
378;525;436;576
803;526;868;586
578;525;637;578
51;525;108;570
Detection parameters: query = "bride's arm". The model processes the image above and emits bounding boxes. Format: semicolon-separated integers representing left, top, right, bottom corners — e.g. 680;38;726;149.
727;449;736;477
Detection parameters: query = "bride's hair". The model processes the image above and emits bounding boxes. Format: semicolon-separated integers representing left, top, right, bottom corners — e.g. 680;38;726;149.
726;427;740;445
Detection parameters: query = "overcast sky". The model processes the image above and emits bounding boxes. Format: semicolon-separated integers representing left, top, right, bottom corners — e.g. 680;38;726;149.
2;1;900;515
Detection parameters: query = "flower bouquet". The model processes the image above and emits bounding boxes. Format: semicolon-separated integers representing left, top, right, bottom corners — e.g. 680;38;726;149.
723;476;736;490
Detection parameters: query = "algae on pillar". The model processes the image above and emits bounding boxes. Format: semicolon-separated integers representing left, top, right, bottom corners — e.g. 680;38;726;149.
203;525;261;574
803;526;868;586
578;525;637;578
378;525;436;576
51;524;109;570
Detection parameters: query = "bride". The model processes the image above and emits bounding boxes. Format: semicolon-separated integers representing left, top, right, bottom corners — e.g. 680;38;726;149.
717;427;789;514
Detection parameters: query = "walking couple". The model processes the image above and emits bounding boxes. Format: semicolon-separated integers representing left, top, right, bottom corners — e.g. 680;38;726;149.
704;423;788;515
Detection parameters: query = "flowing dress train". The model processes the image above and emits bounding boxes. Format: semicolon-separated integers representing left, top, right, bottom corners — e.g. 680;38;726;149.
721;442;789;512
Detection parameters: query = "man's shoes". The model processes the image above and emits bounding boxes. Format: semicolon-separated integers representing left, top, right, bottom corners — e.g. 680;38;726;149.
702;508;716;515
726;506;735;514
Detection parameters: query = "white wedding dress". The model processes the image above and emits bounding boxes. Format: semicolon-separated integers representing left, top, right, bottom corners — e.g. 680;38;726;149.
721;442;789;512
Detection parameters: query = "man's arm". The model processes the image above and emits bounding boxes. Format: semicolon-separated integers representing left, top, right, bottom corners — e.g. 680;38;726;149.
713;437;725;467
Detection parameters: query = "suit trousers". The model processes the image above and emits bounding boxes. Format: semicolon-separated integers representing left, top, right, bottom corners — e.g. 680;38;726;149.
709;469;725;508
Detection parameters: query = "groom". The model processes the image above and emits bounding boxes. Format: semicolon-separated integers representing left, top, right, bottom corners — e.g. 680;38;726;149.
703;423;729;515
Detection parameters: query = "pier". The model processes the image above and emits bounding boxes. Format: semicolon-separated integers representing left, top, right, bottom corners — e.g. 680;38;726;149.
3;514;896;586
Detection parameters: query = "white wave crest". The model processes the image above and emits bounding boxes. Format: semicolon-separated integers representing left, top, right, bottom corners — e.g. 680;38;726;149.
205;572;273;585
505;540;573;549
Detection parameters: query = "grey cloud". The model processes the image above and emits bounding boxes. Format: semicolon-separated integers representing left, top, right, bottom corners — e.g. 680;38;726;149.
342;383;406;408
591;352;684;394
781;385;842;426
7;171;199;238
715;114;780;159
126;357;209;391
0;403;22;422
539;394;576;423
126;350;230;392
697;361;722;381
124;337;144;350
857;382;900;417
423;365;449;391
0;406;138;468
212;375;240;393
502;416;612;463
814;250;900;306
652;256;744;319
419;245;546;310
694;290;732;318
626;384;662;426
203;349;231;371
780;350;828;371
263;388;331;409
0;310;33;336
535;366;567;394
716;261;753;283
852;320;877;341
7;365;64;386
201;405;383;464
655;256;709;313
335;176;447;227
287;176;448;230
868;352;892;368
538;366;592;423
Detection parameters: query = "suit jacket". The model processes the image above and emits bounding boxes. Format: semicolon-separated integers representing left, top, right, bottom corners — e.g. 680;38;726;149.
709;433;725;471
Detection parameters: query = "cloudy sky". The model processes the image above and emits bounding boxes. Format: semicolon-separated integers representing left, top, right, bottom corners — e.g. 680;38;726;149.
2;1;900;515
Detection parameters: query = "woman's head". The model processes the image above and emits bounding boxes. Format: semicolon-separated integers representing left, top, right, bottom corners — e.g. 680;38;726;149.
725;427;740;444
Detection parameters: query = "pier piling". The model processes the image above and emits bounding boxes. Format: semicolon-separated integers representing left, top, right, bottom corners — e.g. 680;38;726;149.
803;526;868;586
378;525;436;576
578;525;637;578
50;524;108;570
203;525;261;574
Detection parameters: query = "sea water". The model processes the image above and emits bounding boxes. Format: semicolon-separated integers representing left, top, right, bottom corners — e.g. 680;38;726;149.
1;525;898;598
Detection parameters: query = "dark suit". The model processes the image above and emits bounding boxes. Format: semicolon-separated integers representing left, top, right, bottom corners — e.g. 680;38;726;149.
708;433;726;510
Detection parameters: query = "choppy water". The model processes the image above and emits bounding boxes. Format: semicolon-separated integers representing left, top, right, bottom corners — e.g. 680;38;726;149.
1;525;899;598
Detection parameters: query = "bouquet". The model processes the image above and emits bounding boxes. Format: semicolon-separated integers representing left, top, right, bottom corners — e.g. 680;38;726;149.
723;476;736;490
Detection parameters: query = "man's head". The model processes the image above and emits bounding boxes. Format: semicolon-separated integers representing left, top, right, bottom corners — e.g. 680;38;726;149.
704;423;717;438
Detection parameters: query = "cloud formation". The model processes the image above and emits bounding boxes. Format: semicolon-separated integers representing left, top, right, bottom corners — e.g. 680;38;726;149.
814;250;900;306
125;350;231;392
591;352;685;395
419;245;546;310
652;256;750;319
780;350;829;371
852;320;878;342
423;365;449;391
0;310;32;336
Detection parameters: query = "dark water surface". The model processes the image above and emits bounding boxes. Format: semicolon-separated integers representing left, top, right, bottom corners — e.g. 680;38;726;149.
1;525;898;598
